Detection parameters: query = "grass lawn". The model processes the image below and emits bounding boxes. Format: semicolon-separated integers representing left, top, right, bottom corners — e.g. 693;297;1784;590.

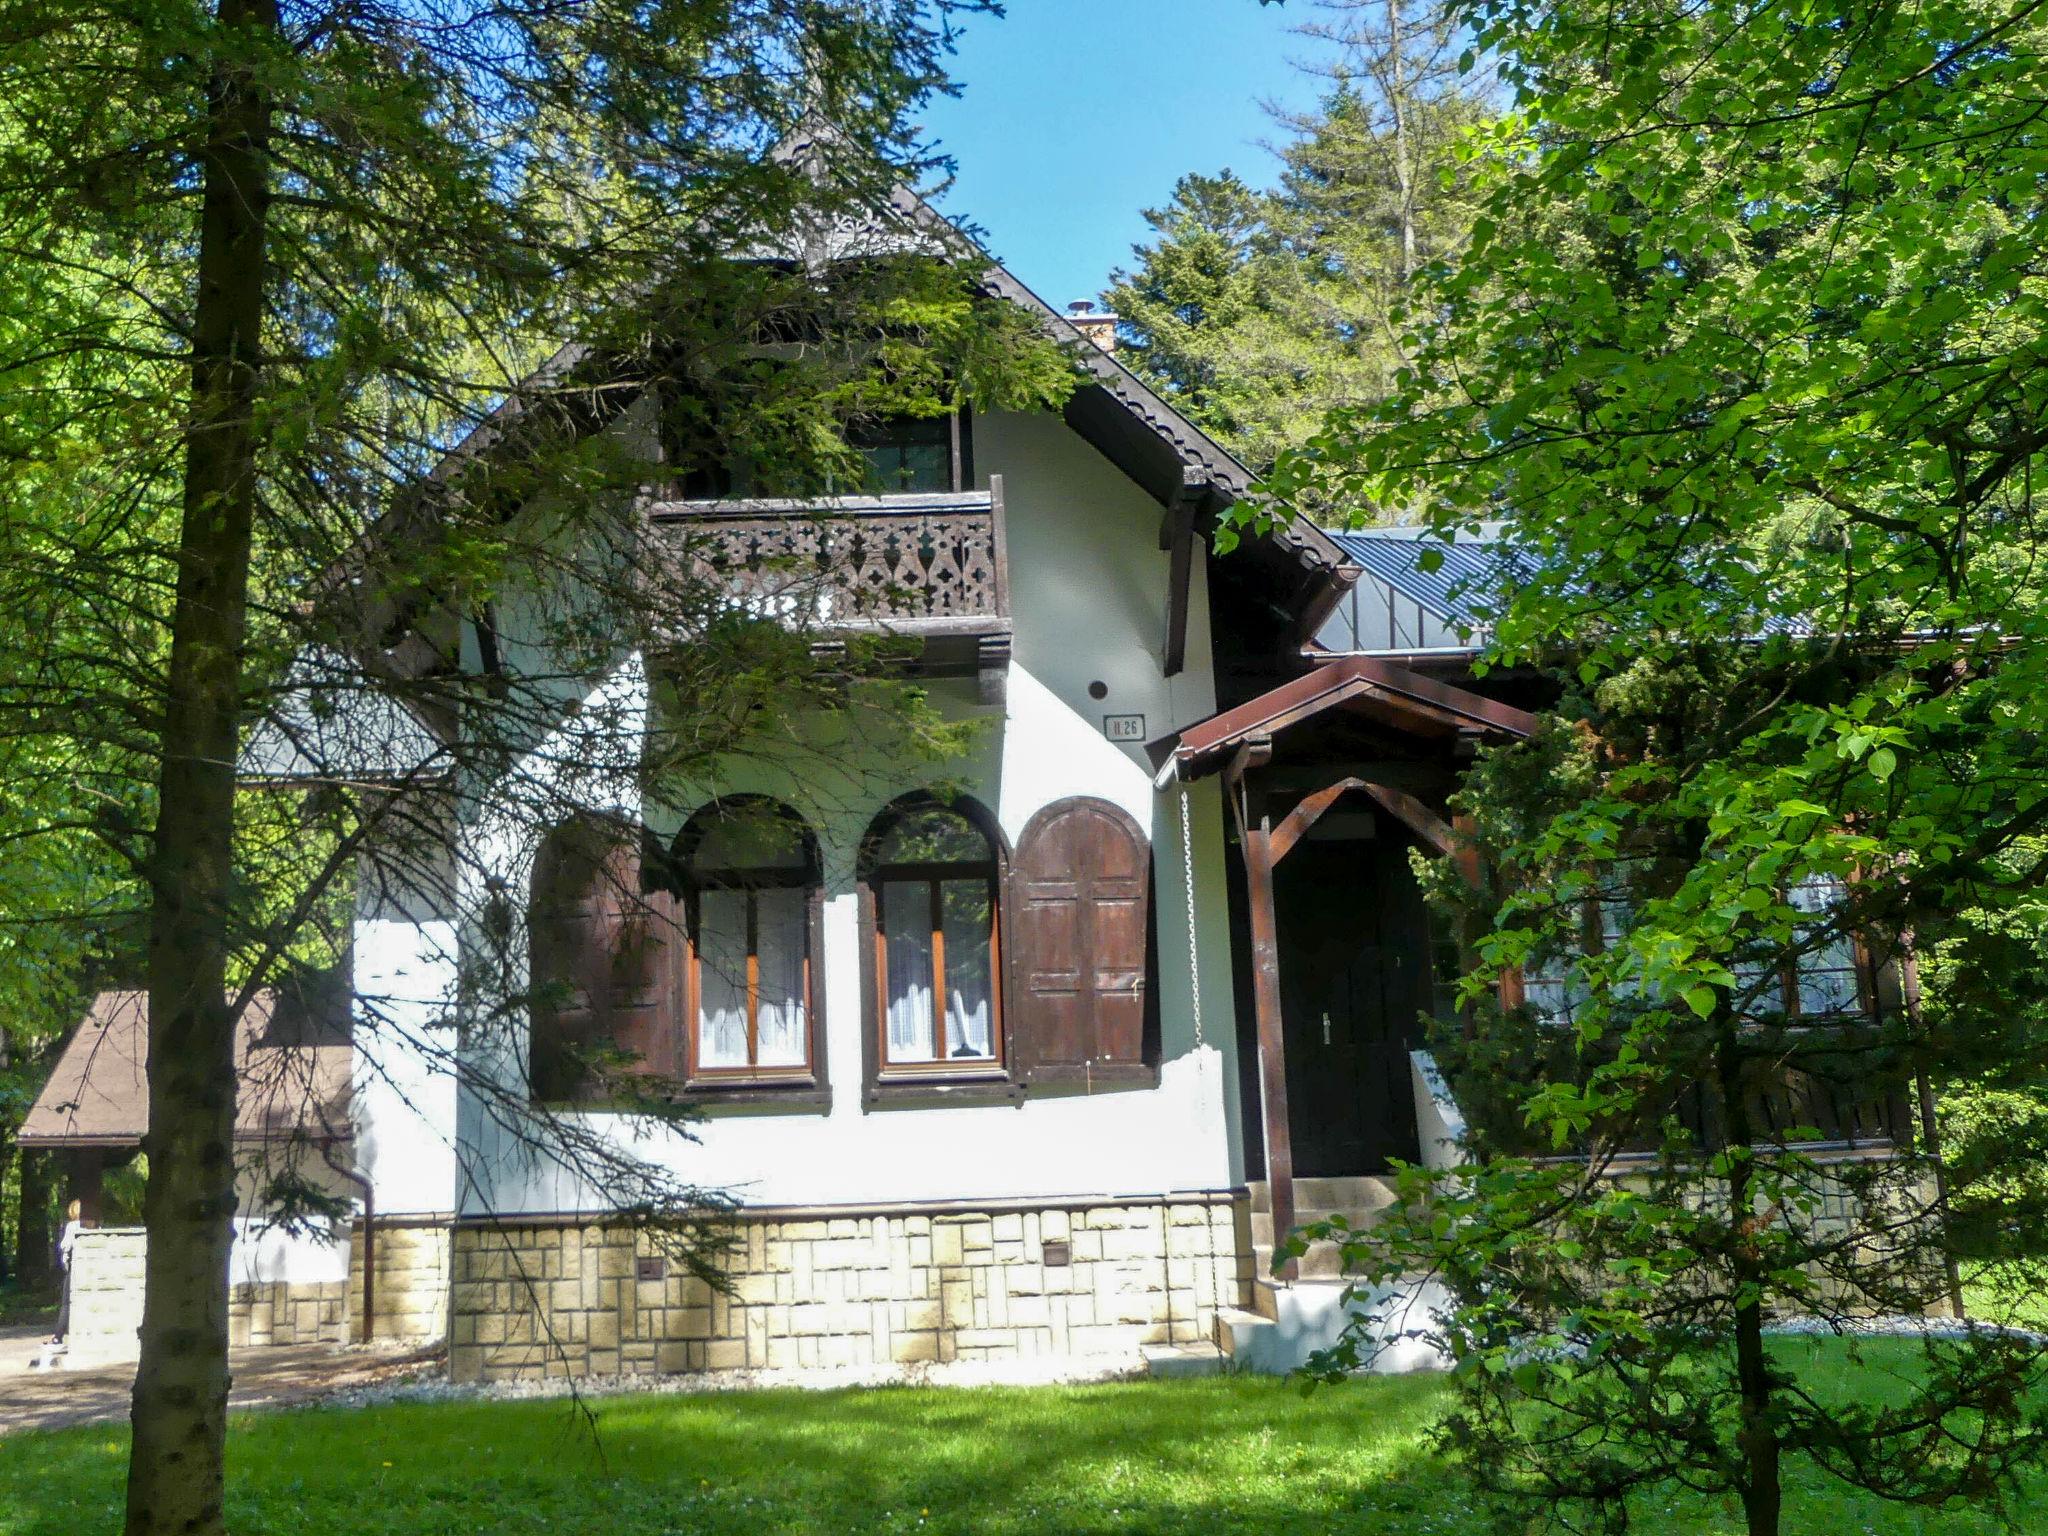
2;1340;2042;1535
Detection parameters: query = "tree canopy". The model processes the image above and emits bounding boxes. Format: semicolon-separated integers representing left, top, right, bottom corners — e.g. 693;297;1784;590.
1259;0;2048;1530
1107;0;1493;498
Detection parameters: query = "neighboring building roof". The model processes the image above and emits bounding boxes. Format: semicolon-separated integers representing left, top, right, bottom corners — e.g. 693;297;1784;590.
16;986;353;1150
1313;526;1531;657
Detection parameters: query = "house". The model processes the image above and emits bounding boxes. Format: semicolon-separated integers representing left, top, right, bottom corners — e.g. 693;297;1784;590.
34;139;1910;1382
17;982;370;1364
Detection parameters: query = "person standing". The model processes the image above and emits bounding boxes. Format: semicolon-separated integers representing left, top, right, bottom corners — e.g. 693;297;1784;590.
52;1198;82;1343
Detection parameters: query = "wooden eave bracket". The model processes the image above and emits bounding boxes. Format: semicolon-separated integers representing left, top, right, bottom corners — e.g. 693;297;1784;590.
1161;467;1211;679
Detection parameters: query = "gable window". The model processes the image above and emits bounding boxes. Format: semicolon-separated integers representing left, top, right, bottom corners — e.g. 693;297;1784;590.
677;798;821;1083
863;796;1004;1074
848;412;966;495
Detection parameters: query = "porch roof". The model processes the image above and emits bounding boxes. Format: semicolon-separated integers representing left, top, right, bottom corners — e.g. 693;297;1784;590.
16;987;353;1151
1159;655;1540;779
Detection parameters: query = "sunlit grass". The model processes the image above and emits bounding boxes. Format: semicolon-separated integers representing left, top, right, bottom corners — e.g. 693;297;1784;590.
1;1343;2041;1535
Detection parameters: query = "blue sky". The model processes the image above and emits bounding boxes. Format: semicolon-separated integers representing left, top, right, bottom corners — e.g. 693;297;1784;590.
916;1;1332;313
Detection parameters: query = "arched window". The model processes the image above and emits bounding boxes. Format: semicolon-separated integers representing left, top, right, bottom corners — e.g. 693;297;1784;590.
529;814;675;1100
863;795;1004;1075
676;798;821;1082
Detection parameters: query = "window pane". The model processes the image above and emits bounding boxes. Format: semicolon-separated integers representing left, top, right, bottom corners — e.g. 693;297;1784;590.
1524;972;1586;1027
874;805;987;867
1789;878;1860;1016
755;886;808;1066
697;888;749;1068
939;879;994;1059
883;880;938;1062
688;809;807;877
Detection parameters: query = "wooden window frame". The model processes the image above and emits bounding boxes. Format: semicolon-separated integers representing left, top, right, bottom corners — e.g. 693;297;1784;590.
845;408;974;496
672;797;829;1106
858;792;1020;1106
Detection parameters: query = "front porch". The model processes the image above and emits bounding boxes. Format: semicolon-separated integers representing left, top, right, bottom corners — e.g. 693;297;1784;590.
1162;656;1538;1286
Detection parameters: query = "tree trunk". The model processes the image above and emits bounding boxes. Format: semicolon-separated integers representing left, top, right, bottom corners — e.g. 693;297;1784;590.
0;1138;16;1286
1385;0;1418;284
1718;1025;1782;1536
13;1148;52;1293
125;1;274;1531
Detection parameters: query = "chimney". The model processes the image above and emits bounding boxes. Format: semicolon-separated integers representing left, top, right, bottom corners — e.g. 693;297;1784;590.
1066;300;1117;354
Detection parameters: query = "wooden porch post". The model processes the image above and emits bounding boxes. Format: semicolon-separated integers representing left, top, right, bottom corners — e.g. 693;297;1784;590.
1240;815;1298;1283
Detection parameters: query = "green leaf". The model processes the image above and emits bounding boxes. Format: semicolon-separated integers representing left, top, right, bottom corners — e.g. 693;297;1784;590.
1869;747;1896;782
1683;986;1718;1018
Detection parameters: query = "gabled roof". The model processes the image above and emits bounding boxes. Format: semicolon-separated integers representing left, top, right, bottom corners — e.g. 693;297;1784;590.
291;126;1353;749
17;987;353;1150
1162;654;1539;779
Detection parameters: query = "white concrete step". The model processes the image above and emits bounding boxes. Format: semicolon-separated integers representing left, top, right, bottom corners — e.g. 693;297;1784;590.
1253;1237;1362;1281
1248;1175;1399;1215
1249;1206;1392;1249
1143;1341;1226;1379
1214;1276;1452;1376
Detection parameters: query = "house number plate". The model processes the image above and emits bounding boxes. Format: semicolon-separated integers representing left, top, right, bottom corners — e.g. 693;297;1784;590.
1103;714;1146;742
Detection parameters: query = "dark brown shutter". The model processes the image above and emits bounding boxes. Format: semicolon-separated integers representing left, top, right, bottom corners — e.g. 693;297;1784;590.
530;820;676;1099
1012;797;1153;1085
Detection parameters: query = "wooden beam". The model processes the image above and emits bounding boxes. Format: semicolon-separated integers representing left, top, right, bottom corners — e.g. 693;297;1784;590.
1358;782;1459;861
1269;776;1368;865
1161;468;1207;679
1241;819;1298;1283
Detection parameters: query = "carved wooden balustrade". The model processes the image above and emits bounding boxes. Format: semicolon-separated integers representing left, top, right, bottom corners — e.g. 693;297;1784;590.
643;478;1012;698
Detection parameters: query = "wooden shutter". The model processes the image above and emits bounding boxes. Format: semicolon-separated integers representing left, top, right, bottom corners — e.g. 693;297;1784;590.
530;820;677;1099
1011;797;1153;1086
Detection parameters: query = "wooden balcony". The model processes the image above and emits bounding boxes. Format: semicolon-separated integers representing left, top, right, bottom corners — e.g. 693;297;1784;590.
643;477;1012;700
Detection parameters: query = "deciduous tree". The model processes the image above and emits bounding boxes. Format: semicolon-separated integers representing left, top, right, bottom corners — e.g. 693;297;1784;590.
1262;0;2048;1530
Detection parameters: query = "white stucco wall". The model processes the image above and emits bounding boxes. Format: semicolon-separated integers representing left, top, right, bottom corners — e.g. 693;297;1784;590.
353;907;462;1217
358;402;1248;1217
228;1215;352;1286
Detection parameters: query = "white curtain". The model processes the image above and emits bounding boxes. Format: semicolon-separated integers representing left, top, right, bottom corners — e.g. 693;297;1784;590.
755;886;808;1065
940;880;993;1058
696;888;749;1067
883;880;937;1061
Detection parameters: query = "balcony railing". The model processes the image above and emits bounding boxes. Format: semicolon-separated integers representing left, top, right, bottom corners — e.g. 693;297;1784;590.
643;479;1010;638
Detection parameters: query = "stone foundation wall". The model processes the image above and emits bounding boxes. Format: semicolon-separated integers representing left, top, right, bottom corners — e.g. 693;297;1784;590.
449;1195;1253;1383
66;1228;149;1365
349;1220;452;1343
230;1280;349;1347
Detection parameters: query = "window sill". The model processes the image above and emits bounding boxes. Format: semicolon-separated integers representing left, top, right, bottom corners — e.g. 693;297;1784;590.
1011;1063;1160;1096
677;1079;833;1115
863;1073;1024;1110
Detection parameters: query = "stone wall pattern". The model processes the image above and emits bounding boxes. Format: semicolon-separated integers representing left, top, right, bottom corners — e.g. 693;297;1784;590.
448;1197;1254;1382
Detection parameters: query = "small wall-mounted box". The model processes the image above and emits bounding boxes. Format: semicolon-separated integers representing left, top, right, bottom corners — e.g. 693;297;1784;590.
1042;1239;1073;1268
635;1255;666;1282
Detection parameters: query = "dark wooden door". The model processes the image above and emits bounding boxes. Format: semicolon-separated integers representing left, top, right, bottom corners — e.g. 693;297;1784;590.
1272;831;1432;1174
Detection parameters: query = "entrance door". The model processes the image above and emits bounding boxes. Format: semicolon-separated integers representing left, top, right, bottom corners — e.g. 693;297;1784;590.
1272;828;1433;1175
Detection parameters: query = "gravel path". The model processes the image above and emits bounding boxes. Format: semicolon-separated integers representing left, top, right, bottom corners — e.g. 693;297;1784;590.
0;1330;443;1436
